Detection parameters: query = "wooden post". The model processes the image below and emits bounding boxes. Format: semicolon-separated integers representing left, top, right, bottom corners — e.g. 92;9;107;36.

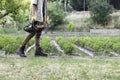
83;0;86;11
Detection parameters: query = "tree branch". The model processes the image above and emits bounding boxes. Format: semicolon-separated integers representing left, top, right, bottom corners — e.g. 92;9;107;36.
0;5;21;19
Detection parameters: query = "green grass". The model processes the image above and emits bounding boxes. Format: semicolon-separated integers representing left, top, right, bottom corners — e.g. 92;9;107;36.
0;56;120;80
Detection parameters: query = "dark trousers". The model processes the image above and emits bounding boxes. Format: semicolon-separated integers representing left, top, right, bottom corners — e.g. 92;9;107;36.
21;29;42;49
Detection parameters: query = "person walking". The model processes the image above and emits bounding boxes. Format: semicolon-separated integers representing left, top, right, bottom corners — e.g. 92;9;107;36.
16;0;48;57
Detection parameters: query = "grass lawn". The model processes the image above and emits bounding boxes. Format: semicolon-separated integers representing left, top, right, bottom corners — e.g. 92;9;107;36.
0;56;120;80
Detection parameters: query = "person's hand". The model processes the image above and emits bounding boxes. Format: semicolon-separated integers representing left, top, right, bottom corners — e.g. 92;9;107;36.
45;16;51;24
37;25;44;30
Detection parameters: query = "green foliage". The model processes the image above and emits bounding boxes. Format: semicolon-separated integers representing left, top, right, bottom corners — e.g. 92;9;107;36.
13;9;29;30
56;36;76;55
40;36;51;52
0;0;21;15
78;37;91;47
0;0;30;30
66;22;74;31
86;37;114;52
0;35;34;54
1;0;66;30
89;1;114;26
0;34;119;55
40;36;61;55
113;42;120;53
114;16;120;29
0;35;18;53
0;0;30;15
48;2;65;28
11;1;30;30
0;28;17;34
69;37;120;54
1;56;120;80
88;0;107;7
68;37;79;44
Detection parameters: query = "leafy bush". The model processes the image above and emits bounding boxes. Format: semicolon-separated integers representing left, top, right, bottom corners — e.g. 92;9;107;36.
113;42;120;53
68;37;79;44
69;37;120;54
69;37;91;47
0;35;18;53
0;35;34;54
56;37;76;55
40;36;62;55
40;36;51;52
114;16;120;29
88;0;105;7
66;22;74;31
3;41;19;54
48;2;65;28
90;1;114;26
0;35;9;49
14;9;29;30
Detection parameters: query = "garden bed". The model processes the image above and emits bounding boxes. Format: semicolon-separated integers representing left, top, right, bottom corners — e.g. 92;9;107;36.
0;34;119;57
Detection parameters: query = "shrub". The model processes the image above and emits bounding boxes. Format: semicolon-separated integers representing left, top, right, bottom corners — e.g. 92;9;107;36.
77;37;91;47
0;35;9;49
66;22;74;31
40;36;61;55
88;0;105;7
0;35;18;54
56;37;76;55
112;42;120;53
40;36;51;52
68;37;79;44
90;1;114;26
3;41;19;54
13;9;30;30
48;2;65;28
0;35;34;54
114;16;120;29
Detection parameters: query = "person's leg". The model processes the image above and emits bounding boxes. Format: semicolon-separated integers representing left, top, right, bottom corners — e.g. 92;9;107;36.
22;33;36;46
35;31;42;49
34;29;48;57
16;33;35;57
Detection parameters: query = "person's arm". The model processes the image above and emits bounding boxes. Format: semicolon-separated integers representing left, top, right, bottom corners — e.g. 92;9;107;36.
32;4;37;17
44;0;47;23
31;0;38;20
